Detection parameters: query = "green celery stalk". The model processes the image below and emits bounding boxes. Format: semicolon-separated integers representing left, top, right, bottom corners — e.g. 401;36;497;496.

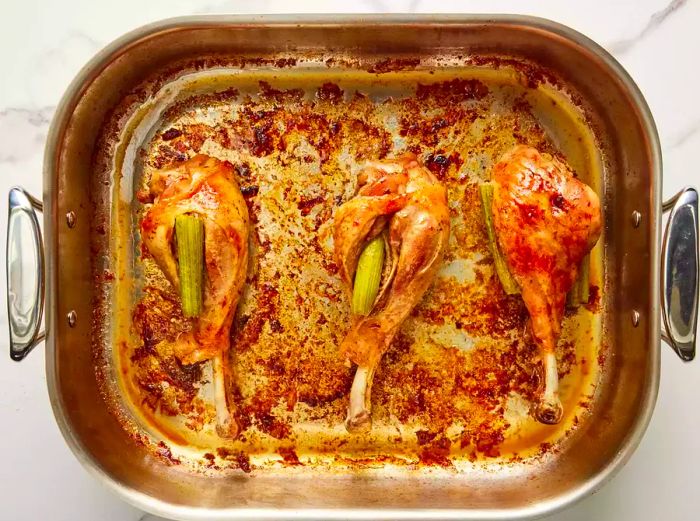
567;254;590;308
175;214;204;317
352;235;385;316
479;183;520;295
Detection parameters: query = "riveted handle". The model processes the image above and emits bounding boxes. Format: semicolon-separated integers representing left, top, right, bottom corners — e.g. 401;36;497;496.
661;187;698;361
6;187;45;361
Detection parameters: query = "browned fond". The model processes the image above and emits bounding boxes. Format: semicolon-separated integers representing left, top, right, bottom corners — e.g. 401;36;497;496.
102;64;603;472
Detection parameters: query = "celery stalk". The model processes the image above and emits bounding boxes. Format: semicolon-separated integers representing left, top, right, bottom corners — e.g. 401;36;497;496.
352;236;385;316
567;254;590;308
479;183;520;295
175;214;204;317
579;254;590;304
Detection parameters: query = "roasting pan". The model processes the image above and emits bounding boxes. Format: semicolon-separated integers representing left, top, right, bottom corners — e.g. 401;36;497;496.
5;14;699;520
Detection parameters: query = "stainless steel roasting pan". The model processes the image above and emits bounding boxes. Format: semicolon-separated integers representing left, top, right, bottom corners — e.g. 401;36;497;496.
5;14;699;521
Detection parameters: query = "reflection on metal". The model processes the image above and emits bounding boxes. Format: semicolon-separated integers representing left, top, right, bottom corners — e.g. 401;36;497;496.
661;187;698;361
67;310;77;328
66;211;77;228
6;187;45;361
632;310;640;327
632;210;642;228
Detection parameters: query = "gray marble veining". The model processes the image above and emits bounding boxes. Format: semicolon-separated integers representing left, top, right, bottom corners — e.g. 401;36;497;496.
606;0;687;54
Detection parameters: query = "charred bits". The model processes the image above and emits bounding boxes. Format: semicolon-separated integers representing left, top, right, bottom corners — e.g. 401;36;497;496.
258;413;288;439
415;429;438;446
316;83;344;103
234;107;279;157
258;81;304;102
240;185;259;198
550;192;568;212
297;195;325;216
278;447;302;466
161;128;182;141
274;57;297;68
253;124;275;157
416;79;489;103
235;162;252;179
216;448;252;473
156;441;181;465
369;58;421;74
160;357;203;394
424;151;463;181
269;318;284;333
150;145;186;169
418;436;453;467
473;425;505;458
235;283;280;351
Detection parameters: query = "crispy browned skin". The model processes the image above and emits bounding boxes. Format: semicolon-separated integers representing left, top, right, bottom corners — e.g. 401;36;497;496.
140;154;249;437
334;154;450;432
491;145;601;424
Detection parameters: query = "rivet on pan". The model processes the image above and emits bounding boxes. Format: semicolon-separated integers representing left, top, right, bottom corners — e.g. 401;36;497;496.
67;310;77;328
66;211;76;228
631;310;640;327
632;211;641;228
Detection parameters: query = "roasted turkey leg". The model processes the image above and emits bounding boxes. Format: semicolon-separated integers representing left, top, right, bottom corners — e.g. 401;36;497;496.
140;155;249;437
490;145;601;424
333;155;450;432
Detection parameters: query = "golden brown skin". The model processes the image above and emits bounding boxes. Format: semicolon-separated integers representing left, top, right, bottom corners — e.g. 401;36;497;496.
140;154;249;437
333;154;450;432
491;145;601;424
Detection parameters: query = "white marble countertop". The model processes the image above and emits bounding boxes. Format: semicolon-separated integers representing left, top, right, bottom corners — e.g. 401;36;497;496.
1;1;699;520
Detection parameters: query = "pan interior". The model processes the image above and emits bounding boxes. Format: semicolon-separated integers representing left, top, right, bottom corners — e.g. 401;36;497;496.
98;62;605;474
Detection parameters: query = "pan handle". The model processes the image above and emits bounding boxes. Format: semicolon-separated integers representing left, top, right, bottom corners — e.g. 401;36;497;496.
661;186;698;361
6;187;45;361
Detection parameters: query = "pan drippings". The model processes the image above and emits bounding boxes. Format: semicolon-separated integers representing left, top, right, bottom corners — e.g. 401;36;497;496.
105;65;603;472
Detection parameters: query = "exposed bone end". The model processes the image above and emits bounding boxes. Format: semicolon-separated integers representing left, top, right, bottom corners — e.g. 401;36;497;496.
215;414;240;439
212;354;239;439
535;397;563;425
345;410;372;433
535;351;563;425
345;365;374;434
